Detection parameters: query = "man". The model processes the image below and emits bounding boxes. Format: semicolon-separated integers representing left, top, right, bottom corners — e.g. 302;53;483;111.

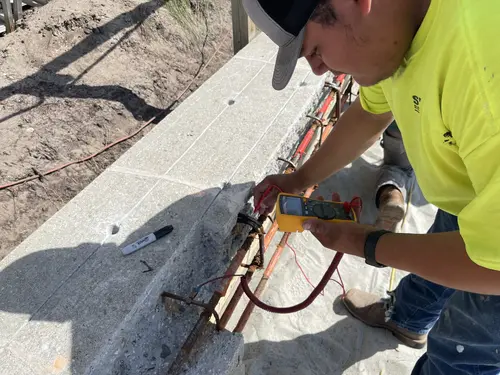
243;0;500;374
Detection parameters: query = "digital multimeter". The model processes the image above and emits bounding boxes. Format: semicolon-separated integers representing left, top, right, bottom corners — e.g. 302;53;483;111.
275;193;357;233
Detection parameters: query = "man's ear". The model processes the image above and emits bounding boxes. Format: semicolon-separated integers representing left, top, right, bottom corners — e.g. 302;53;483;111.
356;0;372;15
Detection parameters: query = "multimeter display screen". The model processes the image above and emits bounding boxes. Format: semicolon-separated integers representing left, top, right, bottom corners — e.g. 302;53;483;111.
279;195;354;221
281;196;304;216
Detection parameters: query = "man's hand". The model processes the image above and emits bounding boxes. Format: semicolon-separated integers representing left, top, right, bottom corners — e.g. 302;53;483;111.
302;193;500;295
302;219;373;257
253;173;304;215
302;192;371;256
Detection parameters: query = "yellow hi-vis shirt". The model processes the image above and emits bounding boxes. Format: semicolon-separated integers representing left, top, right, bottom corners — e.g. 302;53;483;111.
360;0;500;270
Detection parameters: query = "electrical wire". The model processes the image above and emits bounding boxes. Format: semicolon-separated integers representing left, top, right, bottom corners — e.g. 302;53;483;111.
253;184;283;214
286;241;325;296
335;267;346;296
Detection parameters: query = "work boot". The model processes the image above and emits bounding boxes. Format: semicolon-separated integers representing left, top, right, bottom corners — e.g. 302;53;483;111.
342;289;427;349
375;185;405;232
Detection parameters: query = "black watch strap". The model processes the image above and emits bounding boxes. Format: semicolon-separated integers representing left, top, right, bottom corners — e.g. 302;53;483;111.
364;230;391;268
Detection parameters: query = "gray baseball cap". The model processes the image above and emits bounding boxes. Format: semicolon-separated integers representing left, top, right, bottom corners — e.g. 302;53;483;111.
242;0;320;90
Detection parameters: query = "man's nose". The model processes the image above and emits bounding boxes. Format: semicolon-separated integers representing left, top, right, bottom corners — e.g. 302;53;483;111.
305;55;328;76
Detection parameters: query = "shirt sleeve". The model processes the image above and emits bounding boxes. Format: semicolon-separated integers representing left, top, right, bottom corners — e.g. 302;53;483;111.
458;130;500;270
359;83;391;115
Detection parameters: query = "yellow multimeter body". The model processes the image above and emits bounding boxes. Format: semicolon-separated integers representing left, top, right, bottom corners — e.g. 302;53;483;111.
275;193;357;233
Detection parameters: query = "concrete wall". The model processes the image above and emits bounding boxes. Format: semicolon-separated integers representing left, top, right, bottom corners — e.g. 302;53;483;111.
0;34;326;375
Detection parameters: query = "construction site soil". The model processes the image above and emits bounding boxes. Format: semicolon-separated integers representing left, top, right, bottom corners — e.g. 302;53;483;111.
0;0;233;258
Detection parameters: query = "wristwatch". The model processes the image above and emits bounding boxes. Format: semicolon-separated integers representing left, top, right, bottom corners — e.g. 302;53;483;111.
364;230;391;268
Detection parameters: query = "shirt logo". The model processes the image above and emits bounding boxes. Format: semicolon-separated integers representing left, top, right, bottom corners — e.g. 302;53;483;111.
412;95;422;113
443;131;456;146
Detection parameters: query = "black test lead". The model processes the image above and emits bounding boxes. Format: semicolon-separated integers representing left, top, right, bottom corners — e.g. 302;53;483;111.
121;224;174;255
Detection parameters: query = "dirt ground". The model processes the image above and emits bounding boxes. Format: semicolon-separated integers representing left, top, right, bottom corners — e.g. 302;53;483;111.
0;0;233;259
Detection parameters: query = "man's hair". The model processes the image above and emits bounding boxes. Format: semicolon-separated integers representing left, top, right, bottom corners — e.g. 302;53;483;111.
310;0;337;25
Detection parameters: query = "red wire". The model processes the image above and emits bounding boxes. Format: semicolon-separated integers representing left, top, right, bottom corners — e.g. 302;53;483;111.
254;184;283;213
286;240;325;296
333;267;347;296
349;196;363;211
0;119;157;191
329;279;346;293
287;239;346;297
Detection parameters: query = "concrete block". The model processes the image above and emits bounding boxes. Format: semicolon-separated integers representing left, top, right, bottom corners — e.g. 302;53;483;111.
0;241;101;347
236;32;277;62
0;348;36;375
166;64;313;188
184;329;245;375
231;71;326;184
85;182;254;375
111;57;266;176
0;170;158;347
296;56;313;70
7;179;219;375
200;182;253;251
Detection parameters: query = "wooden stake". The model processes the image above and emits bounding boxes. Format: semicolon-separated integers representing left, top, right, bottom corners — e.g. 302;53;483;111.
1;0;15;33
12;0;22;21
231;0;258;54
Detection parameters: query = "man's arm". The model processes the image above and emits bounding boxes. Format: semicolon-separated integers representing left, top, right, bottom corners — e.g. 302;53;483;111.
305;124;500;296
332;227;500;295
378;232;500;295
295;98;393;188
253;97;393;213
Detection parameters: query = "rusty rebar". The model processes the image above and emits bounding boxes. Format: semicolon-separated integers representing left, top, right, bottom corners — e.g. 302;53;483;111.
218;117;322;330
166;294;221;375
233;184;317;332
219;219;279;329
165;214;267;375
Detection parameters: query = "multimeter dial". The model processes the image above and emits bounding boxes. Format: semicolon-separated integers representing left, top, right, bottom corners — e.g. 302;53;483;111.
311;202;337;220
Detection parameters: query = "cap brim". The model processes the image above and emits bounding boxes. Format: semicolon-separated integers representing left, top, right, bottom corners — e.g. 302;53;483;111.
272;27;305;91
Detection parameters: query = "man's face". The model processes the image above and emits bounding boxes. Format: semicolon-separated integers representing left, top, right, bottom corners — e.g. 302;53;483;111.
300;0;418;86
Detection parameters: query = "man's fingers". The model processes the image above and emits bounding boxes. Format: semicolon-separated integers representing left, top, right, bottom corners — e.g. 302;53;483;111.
349;197;362;223
353;205;362;223
302;219;330;248
254;183;279;215
331;192;341;202
302;219;325;234
253;180;271;209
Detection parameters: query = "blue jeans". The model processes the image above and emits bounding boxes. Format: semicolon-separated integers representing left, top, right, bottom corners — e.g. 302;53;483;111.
376;121;414;205
390;210;500;374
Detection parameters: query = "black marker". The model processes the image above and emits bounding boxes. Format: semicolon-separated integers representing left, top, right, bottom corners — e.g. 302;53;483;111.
121;225;174;255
